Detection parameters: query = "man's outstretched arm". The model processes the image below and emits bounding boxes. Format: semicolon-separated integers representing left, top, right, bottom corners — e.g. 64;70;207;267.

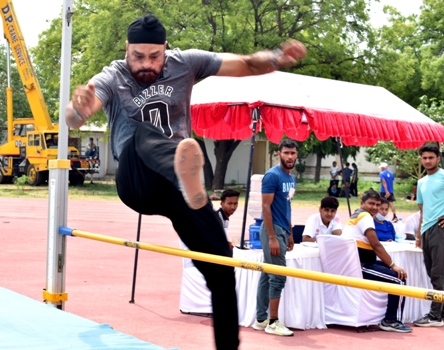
216;39;307;77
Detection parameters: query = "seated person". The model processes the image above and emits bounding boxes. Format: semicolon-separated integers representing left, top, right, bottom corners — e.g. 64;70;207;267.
406;183;417;201
341;181;351;198
404;211;420;241
217;189;240;249
374;198;396;242
342;190;411;333
327;183;340;197
302;196;342;242
85;137;98;158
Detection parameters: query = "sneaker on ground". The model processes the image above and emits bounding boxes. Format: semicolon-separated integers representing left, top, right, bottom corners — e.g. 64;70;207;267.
265;320;294;336
379;319;412;333
413;314;444;327
174;138;207;210
392;217;399;223
252;319;269;331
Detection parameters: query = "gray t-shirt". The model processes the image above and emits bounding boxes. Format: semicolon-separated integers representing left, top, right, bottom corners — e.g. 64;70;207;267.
92;48;222;160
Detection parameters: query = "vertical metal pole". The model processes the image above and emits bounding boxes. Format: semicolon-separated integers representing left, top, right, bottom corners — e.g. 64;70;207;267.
336;137;351;217
129;213;143;303
45;0;74;310
240;108;260;249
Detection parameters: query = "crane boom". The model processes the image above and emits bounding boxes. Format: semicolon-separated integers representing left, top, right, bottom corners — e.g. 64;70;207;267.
0;0;53;130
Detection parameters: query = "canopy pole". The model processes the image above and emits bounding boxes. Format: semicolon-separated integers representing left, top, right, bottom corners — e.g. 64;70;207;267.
240;108;260;249
336;137;351;217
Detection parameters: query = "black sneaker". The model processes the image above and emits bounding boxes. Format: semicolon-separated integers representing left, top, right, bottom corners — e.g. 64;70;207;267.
392;216;399;223
414;314;444;327
379;319;412;333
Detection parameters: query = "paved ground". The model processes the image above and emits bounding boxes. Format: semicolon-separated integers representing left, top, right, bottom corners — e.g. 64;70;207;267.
1;197;443;350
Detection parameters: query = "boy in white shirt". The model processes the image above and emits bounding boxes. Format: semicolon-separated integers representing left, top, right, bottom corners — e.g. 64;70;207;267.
302;197;342;242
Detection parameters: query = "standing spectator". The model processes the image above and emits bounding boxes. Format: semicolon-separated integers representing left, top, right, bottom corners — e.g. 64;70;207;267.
342;190;412;333
379;162;398;222
374;198;396;242
350;163;359;197
85;137;98;159
414;144;444;327
302;196;342;242
338;162;353;185
252;139;296;336
330;161;339;187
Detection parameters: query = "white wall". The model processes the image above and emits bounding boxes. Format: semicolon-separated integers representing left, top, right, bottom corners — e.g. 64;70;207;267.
301;152;386;182
204;138;253;185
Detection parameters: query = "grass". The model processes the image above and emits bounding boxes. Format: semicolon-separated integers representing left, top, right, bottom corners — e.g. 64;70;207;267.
0;180;119;200
0;178;420;213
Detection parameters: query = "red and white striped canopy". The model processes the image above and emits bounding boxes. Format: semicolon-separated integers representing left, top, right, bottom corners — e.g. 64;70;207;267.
191;71;444;149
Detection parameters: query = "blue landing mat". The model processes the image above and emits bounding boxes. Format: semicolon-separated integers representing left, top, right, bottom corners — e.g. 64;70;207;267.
0;287;179;350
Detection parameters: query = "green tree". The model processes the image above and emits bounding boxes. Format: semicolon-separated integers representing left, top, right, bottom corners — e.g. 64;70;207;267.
365;142;423;181
366;94;444;182
370;7;426;106
297;135;359;183
419;0;444;101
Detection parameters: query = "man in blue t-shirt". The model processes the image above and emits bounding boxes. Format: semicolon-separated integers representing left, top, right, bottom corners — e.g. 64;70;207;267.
414;144;444;327
252;139;296;337
379;162;398;222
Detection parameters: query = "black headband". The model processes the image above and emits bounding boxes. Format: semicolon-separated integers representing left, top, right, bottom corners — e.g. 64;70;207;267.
127;14;166;44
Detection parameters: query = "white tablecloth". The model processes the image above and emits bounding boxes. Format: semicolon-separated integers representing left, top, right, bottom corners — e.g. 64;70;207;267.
382;241;432;322
179;241;432;328
234;245;325;329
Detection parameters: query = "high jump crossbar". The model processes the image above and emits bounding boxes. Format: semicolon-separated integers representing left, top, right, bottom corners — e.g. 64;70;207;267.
59;226;444;304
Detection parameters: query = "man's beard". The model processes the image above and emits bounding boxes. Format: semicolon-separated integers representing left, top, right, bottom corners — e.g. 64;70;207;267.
127;60;161;84
280;157;295;170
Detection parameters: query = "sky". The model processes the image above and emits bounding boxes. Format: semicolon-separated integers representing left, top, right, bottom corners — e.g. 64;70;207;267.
0;0;425;48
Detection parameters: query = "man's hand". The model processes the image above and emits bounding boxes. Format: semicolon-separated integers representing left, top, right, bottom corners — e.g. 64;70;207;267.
385;192;390;199
287;234;294;252
415;237;422;249
276;39;307;68
269;236;280;256
72;82;96;120
391;265;408;280
437;216;444;228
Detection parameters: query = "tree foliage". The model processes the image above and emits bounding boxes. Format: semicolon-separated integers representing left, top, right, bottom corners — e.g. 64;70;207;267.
32;0;444;187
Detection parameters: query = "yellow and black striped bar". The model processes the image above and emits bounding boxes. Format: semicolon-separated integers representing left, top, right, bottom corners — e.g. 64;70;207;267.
59;226;444;304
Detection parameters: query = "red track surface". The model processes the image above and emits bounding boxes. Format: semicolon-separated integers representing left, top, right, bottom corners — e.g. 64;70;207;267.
1;197;443;349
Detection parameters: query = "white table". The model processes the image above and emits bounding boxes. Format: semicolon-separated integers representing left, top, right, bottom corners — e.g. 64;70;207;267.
179;242;432;328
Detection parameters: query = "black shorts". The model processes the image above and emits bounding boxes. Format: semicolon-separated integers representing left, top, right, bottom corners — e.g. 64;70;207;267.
380;192;396;202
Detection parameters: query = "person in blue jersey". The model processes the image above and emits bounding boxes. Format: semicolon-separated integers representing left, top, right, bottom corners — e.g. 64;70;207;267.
252;139;297;336
342;190;412;333
374;198;396;242
65;13;307;350
379;162;398;222
414;144;444;327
